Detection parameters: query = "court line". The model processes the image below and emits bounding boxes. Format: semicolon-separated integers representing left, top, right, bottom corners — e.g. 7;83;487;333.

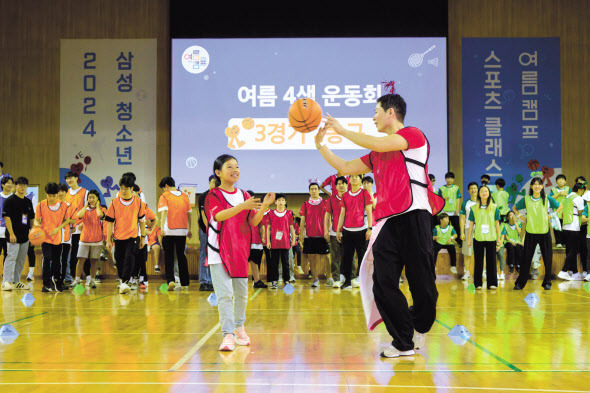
12;331;590;335
0;369;589;373
168;288;263;372
0;312;48;326
561;291;590;300
0;382;587;391
435;319;523;372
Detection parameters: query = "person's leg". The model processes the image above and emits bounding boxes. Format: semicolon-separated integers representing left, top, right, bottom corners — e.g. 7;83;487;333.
562;230;578;273
69;234;80;278
496;245;505;276
432;242;442;274
59;244;70;283
310;254;320;281
198;228;211;285
288;247;295;281
173;236;190;286
579;226;588;273
329;236;341;282
515;244;524;271
485;242;498;288
340;230;355;283
354;229;368;275
75;257;87;281
13;242;30;284
50;244;62;289
268;249;279;283
280;249;290;283
232;277;249;329
445;245;457;269
450;216;462;247
41;243;52;288
539;232;553;287
586;238;590;273
162;236;175;284
250;261;260;282
209;263;236;335
3;242;20;285
473;240;484;288
505;243;515;271
26;244;35;279
516;233;537;288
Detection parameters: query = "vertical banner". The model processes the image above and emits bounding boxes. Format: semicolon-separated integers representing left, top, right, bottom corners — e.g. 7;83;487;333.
462;38;561;204
60;39;157;208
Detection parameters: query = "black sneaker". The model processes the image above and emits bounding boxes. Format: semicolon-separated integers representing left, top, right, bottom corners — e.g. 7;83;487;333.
542;282;551;290
199;284;208;291
509;265;515;273
253;280;268;288
513;284;523;290
340;280;352;289
206;283;214;291
42;286;53;292
154;266;161;273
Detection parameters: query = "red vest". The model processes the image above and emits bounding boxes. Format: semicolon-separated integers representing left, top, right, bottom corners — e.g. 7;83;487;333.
206;188;252;278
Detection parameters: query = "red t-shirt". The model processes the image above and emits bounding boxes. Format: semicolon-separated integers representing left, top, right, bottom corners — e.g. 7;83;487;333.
299;198;327;238
341;188;372;229
267;209;294;249
360;127;432;221
326;194;344;233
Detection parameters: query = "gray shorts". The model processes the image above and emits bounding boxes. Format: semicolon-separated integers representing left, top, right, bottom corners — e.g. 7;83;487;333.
77;244;102;259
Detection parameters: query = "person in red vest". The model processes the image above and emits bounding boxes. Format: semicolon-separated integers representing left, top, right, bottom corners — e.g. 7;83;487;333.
316;91;444;358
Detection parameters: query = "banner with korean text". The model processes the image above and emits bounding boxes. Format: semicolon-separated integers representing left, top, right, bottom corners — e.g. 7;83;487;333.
462;38;561;204
60;39;157;208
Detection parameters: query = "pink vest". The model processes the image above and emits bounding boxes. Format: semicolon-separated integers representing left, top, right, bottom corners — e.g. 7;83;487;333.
206;188;251;278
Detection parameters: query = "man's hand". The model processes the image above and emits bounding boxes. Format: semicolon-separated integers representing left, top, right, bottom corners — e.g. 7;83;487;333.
336;231;342;243
323;114;346;135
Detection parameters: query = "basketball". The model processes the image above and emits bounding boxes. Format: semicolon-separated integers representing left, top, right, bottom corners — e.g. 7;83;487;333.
28;227;46;246
288;98;322;133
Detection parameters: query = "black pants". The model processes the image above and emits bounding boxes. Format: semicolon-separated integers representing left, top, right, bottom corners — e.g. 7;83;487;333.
342;229;367;281
263;246;271;268
433;242;456;267
562;229;581;273
579;225;588;271
133;244;148;280
27;244;35;268
554;220;565;245
114;237;139;283
516;231;552;288
448;215;462;247
473;240;498;288
372;210;438;352
292;244;301;266
505;242;523;269
41;243;62;288
162;236;189;286
60;244;70;282
269;248;289;283
69;234;81;278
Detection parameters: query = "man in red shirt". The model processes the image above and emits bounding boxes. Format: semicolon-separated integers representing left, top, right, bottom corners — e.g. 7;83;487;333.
299;183;329;288
316;93;444;358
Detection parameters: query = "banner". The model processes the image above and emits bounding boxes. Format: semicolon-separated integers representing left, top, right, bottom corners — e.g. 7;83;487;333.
462;38;561;203
60;39;157;208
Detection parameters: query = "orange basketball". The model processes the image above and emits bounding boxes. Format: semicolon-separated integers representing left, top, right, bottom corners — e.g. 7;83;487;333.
28;227;46;246
288;98;322;133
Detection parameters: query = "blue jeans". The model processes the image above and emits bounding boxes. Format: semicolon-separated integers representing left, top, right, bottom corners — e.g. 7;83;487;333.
198;228;212;284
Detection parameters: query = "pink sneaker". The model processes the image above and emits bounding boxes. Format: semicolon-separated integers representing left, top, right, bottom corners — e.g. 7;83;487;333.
234;326;250;346
219;334;235;351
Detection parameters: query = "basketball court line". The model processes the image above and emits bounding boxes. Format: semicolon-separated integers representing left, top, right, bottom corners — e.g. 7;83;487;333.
0;382;587;392
0;369;588;373
435;319;523;372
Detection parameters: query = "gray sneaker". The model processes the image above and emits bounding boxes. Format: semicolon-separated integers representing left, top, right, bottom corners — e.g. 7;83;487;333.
311;278;319;288
326;278;334;287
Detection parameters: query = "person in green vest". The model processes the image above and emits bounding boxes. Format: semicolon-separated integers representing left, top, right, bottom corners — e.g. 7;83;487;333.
467;185;501;290
432;213;458;276
512;177;563;290
581;204;590;282
491;178;510;279
439;172;462;247
501;211;524;275
574;176;589;279
459;182;479;280
557;183;586;281
549;174;570;248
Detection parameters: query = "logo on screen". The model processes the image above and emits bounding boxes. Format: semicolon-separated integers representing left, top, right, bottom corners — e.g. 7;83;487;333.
182;46;210;74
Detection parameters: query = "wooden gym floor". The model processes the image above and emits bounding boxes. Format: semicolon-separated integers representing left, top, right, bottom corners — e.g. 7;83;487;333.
0;272;589;393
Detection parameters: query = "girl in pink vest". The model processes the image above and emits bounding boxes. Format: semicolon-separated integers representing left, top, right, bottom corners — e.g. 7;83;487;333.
204;154;275;352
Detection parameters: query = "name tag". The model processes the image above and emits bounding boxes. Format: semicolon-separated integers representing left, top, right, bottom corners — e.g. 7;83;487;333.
481;224;490;234
275;231;283;241
22;214;28;225
449;199;454;205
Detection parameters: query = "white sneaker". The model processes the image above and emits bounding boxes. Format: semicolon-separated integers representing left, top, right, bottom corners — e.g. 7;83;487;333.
340;274;345;283
497;273;500;280
582;271;588;279
118;282;131;294
13;282;31;290
26;275;35;282
311;278;319;288
570;272;583;281
326;278;334;287
557;271;573;281
168;281;176;291
450;266;457;274
584;274;590;282
295;266;304;275
380;346;415;358
462;273;470;281
500;273;505;280
86;276;92;285
1;282;13;291
332;281;341;288
351;278;360;288
413;330;426;350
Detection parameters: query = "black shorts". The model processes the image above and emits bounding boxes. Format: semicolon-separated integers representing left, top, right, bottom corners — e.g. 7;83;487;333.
249;248;263;266
302;237;330;255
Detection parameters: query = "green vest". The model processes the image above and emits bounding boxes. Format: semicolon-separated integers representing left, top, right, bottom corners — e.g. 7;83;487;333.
551;186;570;219
435;225;454;245
492;190;510;215
561;194;578;226
472;203;498;242
524;196;550;234
441;185;459;212
503;222;521;244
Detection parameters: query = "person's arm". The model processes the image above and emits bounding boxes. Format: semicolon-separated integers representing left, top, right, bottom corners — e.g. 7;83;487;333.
160;210;168;236
4;217;16;244
322;115;409;153
187;210;192;239
459;214;466;240
467;221;474;247
200;209;208;228
365;205;373;241
248;193;275;226
455;198;462;216
336;206;346;243
315;127;372;175
96;207;104;218
106;222;114;249
290;224;296;247
324;212;331;242
450;229;458;244
76;203;88;219
495;220;502;250
299;216;306;245
319;184;332;197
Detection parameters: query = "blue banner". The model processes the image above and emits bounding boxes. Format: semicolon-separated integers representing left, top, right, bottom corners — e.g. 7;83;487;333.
462;38;561;204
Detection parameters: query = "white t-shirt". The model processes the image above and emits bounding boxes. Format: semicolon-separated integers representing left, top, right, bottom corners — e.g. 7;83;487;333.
563;193;584;232
207;189;246;266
